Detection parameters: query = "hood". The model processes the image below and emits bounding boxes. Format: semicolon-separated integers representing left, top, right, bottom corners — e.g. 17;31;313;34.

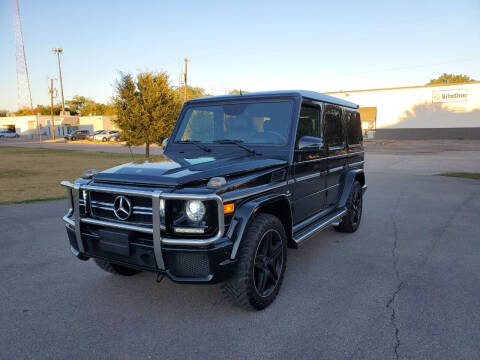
93;154;286;187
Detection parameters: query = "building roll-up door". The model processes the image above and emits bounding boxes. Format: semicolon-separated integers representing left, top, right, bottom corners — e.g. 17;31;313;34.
358;107;377;133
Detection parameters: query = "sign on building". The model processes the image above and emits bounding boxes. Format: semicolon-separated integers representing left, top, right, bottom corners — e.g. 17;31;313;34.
432;89;468;103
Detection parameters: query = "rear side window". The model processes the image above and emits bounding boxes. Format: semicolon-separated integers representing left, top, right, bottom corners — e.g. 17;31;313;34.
323;105;344;148
346;111;363;146
295;105;321;147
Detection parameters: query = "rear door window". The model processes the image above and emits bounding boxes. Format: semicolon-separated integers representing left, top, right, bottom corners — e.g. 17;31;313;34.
346;111;363;146
323;105;344;148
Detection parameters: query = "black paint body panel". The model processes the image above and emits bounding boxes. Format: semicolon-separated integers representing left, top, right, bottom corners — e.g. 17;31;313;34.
66;91;365;283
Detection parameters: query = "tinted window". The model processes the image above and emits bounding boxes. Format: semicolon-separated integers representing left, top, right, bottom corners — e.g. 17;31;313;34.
175;101;293;145
324;105;344;147
295;105;321;148
346;111;363;146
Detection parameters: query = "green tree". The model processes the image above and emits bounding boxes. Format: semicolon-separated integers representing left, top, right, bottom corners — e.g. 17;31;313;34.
14;107;35;116
228;89;249;95
175;85;210;102
66;95;116;116
14;104;63;116
428;73;475;85
113;71;182;158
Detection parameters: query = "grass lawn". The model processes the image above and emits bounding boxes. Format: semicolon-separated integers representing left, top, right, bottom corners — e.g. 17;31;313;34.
0;147;161;205
437;172;480;180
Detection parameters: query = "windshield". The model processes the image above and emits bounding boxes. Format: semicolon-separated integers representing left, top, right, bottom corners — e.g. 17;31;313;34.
174;101;293;145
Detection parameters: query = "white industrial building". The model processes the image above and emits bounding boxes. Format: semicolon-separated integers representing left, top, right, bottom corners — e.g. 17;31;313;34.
327;81;480;139
0;115;117;139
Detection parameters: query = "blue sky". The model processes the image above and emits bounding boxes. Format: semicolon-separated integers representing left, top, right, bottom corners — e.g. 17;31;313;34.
1;0;479;111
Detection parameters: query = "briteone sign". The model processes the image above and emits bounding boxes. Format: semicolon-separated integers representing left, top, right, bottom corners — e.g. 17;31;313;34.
432;88;468;103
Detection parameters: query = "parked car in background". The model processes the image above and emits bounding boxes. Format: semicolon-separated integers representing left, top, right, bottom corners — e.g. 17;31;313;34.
0;130;19;138
92;130;118;142
108;132;121;142
91;130;107;141
64;130;90;141
88;130;105;140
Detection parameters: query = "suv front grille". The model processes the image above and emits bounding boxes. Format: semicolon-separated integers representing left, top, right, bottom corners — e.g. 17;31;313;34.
89;192;153;226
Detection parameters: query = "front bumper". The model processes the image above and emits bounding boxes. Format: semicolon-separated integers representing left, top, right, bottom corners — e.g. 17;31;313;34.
61;181;236;283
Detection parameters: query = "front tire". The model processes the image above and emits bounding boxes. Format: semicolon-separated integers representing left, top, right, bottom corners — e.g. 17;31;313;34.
335;181;363;233
94;258;141;276
220;213;287;310
102;137;107;142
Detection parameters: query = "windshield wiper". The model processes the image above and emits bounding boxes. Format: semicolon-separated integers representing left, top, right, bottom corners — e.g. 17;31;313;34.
177;140;211;152
213;139;261;155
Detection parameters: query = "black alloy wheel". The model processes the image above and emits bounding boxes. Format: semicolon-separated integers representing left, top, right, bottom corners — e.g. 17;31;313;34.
220;213;287;310
335;180;363;233
253;229;284;297
351;186;362;227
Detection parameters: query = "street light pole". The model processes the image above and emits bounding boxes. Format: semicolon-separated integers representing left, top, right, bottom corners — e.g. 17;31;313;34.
184;58;189;102
52;48;65;113
48;77;57;140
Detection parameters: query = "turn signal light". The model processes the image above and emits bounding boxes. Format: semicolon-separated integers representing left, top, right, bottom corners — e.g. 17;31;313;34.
223;203;235;214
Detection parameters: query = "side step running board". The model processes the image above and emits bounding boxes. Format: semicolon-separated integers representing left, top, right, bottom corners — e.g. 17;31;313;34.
293;208;347;247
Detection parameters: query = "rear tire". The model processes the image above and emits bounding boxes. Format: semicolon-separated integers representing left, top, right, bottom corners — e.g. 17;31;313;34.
102;137;107;142
94;258;141;276
220;213;287;310
335;181;363;233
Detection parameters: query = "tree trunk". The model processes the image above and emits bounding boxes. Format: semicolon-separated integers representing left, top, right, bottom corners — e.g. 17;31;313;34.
145;141;150;158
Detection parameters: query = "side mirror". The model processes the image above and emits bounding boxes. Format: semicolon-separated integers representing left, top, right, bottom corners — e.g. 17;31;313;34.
298;136;324;150
161;138;169;151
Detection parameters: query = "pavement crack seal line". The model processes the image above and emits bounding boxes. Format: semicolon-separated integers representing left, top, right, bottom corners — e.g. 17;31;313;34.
384;188;476;360
387;194;404;360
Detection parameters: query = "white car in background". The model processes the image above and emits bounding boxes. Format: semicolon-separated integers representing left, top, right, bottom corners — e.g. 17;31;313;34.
0;130;19;138
88;130;104;140
107;132;121;142
92;130;118;142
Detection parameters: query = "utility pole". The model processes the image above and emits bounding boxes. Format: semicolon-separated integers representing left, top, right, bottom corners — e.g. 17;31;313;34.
48;77;57;140
52;48;65;113
184;58;189;102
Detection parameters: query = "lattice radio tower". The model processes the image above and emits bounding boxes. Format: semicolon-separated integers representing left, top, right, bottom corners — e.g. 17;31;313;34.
14;0;33;111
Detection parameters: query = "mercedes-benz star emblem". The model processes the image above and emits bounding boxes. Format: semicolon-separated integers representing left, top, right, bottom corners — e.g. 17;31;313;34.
113;195;132;220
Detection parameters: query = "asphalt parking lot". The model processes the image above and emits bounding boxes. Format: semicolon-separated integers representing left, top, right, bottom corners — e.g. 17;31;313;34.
1;143;480;359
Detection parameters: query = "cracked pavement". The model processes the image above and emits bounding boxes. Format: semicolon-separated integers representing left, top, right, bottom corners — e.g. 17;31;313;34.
1;145;480;359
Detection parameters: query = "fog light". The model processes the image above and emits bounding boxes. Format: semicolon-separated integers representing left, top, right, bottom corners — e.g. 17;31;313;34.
185;200;206;222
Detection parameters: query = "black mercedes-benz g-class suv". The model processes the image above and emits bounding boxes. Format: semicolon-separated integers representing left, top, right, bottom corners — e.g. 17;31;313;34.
61;90;366;310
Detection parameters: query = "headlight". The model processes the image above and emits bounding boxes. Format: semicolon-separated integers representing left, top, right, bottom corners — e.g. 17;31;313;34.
159;199;165;217
185;200;206;222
